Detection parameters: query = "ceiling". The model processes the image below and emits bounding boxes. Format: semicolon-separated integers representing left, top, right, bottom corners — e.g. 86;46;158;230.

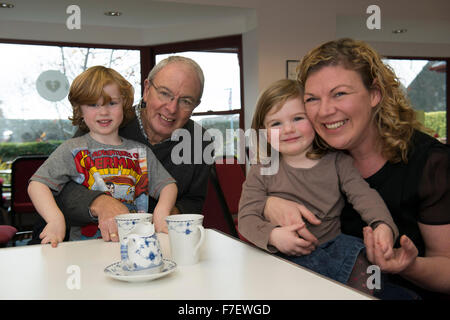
335;0;450;45
0;0;449;45
0;0;253;29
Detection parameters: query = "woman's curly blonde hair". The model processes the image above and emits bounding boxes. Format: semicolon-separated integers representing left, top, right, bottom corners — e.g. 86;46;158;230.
68;66;135;132
297;38;429;163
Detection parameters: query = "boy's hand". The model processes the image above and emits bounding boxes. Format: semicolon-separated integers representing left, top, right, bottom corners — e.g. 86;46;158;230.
152;183;177;234
40;217;66;248
268;223;316;256
153;209;170;233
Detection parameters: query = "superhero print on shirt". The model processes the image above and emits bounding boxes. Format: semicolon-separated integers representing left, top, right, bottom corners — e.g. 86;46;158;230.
71;146;149;212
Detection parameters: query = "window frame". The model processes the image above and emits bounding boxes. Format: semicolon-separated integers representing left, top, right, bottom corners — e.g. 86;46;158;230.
385;55;449;143
150;35;244;130
0;34;245;131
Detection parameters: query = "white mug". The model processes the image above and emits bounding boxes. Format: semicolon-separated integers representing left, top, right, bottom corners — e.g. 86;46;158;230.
115;213;152;244
165;214;205;266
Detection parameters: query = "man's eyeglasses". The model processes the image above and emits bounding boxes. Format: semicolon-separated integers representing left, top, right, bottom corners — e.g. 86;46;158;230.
149;80;198;111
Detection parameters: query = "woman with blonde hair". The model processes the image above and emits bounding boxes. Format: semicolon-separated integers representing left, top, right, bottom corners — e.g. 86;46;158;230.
264;38;450;299
239;79;398;295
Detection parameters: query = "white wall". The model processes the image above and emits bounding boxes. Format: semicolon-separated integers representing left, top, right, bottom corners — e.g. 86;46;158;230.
239;0;450;129
1;0;449;129
239;0;338;129
242;28;258;132
0;14;250;47
0;20;145;45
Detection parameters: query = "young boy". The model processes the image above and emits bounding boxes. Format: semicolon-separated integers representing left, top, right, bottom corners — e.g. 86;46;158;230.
28;66;177;247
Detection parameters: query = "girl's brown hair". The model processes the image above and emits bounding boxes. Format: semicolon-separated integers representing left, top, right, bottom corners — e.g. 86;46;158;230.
68;66;135;132
297;38;429;163
251;79;328;162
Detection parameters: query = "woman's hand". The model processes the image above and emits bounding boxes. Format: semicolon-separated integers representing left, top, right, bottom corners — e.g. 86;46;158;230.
364;227;418;274
264;196;321;250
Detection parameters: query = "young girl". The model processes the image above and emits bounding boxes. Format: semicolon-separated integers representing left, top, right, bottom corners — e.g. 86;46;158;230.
28;66;177;247
238;79;398;294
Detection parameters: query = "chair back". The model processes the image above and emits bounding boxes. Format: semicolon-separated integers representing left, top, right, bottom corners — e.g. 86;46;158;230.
10;155;48;230
0;225;17;247
0;178;7;225
202;172;238;237
0;178;5;214
202;156;250;240
214;156;246;215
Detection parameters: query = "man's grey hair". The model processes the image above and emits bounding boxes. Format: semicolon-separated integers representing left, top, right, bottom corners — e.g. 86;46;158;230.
147;56;205;101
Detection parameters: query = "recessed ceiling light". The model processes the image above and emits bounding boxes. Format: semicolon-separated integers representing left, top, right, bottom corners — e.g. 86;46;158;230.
0;3;14;8
392;29;407;34
104;11;122;17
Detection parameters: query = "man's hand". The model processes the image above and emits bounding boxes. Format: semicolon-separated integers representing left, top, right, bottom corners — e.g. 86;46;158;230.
89;195;129;242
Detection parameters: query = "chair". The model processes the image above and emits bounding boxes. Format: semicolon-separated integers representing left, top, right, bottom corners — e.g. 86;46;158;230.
0;177;18;247
214;156;246;217
9;155;48;233
202;165;239;238
209;156;250;242
0;225;17;248
0;177;6;224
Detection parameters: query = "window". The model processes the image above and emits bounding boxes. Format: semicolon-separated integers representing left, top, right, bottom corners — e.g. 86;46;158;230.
152;35;244;158
0;43;140;143
0;40;141;186
0;35;244;178
383;57;448;143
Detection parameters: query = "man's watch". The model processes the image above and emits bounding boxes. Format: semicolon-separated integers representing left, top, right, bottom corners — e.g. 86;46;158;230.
88;207;99;222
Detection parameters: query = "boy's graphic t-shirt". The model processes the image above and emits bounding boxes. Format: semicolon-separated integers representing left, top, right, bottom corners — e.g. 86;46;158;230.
71;143;149;212
31;134;176;240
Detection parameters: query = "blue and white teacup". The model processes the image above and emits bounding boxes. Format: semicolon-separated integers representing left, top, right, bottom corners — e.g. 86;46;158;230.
115;213;152;243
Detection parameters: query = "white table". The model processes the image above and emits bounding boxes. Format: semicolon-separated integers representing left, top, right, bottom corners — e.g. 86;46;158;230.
0;229;372;300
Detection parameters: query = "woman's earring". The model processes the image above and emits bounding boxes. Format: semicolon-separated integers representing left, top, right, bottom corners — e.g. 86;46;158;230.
139;98;146;109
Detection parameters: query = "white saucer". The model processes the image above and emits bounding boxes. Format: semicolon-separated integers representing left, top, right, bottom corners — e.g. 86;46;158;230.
104;259;177;282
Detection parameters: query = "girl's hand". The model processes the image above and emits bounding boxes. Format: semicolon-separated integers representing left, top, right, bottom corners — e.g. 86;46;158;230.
264;196;321;251
372;223;394;260
269;223;315;256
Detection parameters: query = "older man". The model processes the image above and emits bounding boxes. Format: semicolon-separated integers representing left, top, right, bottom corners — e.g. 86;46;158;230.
53;56;212;241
